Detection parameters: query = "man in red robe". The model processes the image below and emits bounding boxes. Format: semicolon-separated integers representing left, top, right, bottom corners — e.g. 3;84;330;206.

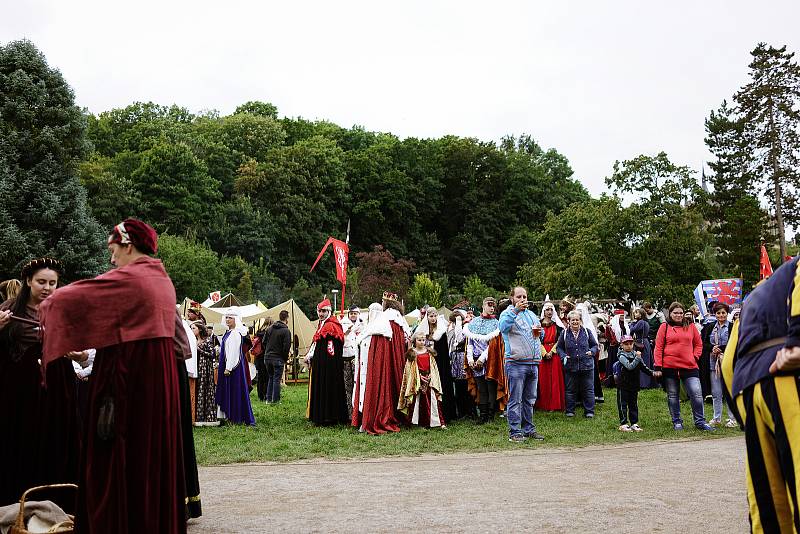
39;218;187;534
352;291;410;434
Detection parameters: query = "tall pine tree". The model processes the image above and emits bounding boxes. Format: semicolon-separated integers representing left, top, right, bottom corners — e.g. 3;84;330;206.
0;40;106;280
704;100;767;286
734;43;800;261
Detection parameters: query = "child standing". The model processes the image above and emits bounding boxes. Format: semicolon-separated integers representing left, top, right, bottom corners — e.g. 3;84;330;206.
616;335;660;432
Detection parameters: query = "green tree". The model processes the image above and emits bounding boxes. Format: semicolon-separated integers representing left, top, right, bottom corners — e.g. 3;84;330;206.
407;273;443;309
705;100;768;286
200;195;276;265
234;101;278;119
734;43;800;260
219;113;286;163
461;275;497;307
236;136;350;285
517;197;636;300
156;234;227;300
0;40;106;280
131;140;221;234
78;154;144;227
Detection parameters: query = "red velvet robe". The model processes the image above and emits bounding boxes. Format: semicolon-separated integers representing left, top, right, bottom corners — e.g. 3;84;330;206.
39;257;186;534
353;321;407;434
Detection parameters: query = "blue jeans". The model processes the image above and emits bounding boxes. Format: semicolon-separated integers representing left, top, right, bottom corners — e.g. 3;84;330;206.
265;358;285;403
663;374;706;427
505;362;538;437
709;354;736;421
564;369;595;415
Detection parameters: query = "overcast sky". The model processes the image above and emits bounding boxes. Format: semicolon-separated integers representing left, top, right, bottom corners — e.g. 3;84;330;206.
3;1;799;196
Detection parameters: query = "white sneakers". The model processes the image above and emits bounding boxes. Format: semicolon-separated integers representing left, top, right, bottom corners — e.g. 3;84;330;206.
619;423;643;432
630;423;643;432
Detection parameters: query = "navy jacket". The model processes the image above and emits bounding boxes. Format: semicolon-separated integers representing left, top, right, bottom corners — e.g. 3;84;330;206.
731;256;799;396
556;327;598;372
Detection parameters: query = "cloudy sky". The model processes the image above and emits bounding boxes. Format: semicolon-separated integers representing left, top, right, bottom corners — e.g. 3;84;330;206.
3;1;799;196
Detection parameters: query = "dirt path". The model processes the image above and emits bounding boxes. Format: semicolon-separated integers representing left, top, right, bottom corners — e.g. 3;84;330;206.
189;436;748;533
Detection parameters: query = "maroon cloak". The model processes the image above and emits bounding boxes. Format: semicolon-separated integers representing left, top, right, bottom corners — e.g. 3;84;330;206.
0;301;79;509
39;256;186;534
354;321;407;435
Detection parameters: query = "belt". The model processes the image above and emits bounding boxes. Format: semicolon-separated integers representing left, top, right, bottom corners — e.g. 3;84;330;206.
341;356;355;361
744;337;786;356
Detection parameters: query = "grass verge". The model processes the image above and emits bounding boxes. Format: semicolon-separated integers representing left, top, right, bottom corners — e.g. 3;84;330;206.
193;384;740;466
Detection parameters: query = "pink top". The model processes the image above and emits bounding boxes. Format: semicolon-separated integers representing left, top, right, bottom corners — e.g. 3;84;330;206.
654;323;702;369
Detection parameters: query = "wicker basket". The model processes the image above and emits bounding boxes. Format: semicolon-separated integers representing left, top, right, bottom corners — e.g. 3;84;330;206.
10;483;76;534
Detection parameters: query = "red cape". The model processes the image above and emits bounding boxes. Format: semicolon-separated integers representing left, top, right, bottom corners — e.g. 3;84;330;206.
353;321;406;434
39;256;176;371
313;316;344;342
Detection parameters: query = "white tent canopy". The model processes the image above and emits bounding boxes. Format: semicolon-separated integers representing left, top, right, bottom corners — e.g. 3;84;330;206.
200;303;270;329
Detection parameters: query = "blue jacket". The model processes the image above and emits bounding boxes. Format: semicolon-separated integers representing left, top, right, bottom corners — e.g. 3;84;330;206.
556;327;598;372
498;307;541;364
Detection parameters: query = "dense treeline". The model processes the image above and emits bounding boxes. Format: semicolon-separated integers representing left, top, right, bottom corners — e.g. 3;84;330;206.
1;40;798;315
77;99;591;309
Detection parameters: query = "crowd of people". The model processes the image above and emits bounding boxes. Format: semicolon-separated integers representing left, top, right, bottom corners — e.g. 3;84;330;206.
292;286;746;442
3;215;794;532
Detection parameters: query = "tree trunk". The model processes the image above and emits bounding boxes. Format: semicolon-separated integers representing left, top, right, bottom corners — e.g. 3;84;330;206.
768;103;787;262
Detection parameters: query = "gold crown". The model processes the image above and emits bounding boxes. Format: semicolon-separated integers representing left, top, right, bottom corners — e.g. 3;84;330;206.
382;291;399;303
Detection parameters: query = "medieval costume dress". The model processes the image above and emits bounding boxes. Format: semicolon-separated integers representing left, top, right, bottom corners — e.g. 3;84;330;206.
176;319;202;519
465;313;502;421
447;313;474;419
0;298;79;509
537;303;565;411
340;308;364;420
352;303;383;423
416;312;457;422
216;315;256;426
39;254;187;534
398;347;445;428
352;296;409;435
307;304;349;426
195;335;218;425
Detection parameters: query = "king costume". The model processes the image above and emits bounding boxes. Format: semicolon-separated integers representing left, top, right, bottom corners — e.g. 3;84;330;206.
351;293;409;434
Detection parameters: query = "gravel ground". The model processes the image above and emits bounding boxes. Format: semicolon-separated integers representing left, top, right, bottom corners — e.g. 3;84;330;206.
189;436;748;533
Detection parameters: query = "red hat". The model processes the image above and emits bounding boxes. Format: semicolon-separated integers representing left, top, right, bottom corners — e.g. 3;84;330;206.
317;298;332;311
109;218;158;254
613;309;626;315
620;335;634;343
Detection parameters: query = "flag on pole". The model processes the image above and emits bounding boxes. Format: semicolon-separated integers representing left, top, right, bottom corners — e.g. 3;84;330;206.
759;244;773;280
310;236;350;313
694;278;744;321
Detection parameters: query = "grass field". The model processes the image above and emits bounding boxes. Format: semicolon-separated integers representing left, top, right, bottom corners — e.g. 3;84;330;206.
192;384;740;466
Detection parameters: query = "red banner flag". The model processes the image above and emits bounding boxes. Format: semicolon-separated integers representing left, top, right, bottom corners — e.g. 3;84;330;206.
310;237;350;314
310;237;349;284
760;245;773;280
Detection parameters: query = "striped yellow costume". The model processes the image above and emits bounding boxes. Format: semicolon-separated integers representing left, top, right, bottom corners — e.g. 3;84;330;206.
722;257;800;533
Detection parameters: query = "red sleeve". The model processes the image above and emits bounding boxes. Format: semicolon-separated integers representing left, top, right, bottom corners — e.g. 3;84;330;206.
654;323;666;368
692;326;702;359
